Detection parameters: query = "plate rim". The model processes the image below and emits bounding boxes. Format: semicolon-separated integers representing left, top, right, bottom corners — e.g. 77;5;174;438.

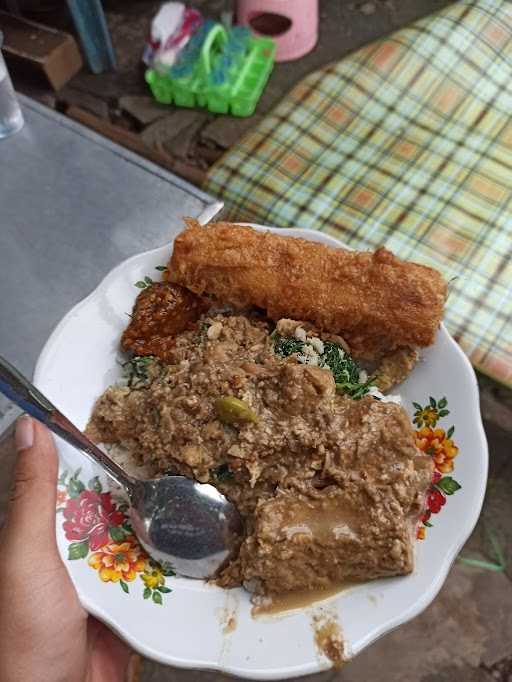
34;224;489;679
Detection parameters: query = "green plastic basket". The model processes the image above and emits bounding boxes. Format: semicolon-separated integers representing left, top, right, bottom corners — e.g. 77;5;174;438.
145;24;275;118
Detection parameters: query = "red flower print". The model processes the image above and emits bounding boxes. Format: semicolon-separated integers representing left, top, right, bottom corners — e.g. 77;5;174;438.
421;509;432;525
432;470;442;485
63;490;124;550
427;488;446;514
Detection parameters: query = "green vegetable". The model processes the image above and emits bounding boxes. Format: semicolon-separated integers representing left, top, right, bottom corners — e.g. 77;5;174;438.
272;333;375;400
322;341;357;383
322;340;375;399
134;274;155;289
215;396;258;424
273;335;305;358
122;355;155;388
194;321;210;344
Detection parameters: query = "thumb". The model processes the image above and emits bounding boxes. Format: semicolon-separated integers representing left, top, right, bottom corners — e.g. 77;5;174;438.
1;416;59;560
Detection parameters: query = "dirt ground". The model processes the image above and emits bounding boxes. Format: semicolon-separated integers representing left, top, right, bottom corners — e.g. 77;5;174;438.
6;0;512;680
18;0;454;185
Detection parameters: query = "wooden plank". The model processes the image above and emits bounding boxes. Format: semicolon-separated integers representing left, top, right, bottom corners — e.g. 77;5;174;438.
0;12;83;91
65;105;207;187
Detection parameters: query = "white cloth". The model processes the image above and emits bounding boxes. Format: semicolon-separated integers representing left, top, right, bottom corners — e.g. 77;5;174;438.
151;2;185;46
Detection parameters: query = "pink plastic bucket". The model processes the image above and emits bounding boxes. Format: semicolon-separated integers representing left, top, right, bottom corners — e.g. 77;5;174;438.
236;0;319;62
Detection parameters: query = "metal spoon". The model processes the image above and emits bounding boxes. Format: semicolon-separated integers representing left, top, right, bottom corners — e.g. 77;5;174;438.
0;355;243;579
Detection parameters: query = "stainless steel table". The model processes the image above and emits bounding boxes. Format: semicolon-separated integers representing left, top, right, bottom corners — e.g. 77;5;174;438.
0;95;222;432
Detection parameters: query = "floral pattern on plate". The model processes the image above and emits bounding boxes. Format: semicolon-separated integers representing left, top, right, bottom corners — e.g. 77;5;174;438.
56;398;459;597
413;397;461;539
57;471;174;603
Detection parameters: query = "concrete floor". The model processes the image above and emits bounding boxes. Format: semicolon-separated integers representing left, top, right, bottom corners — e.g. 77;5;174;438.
6;0;512;680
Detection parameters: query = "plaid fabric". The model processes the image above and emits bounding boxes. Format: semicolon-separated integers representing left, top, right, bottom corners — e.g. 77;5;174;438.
205;0;512;387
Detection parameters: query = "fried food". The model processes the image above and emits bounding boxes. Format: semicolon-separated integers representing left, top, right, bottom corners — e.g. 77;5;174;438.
121;282;208;362
168;220;447;358
375;348;419;392
235;482;425;596
84;216;444;605
88;312;433;596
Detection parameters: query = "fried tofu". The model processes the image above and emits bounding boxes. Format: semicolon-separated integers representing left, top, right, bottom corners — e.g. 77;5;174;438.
239;486;417;595
168;220;447;358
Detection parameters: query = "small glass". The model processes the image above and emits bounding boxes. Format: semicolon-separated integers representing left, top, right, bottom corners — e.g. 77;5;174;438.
0;31;24;139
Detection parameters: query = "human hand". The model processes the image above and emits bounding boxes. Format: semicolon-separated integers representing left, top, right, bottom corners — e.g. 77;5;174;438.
0;416;131;682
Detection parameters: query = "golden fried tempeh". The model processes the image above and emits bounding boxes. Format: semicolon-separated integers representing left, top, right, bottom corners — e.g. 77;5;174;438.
375;348;419;391
168;220;447;357
121;282;209;362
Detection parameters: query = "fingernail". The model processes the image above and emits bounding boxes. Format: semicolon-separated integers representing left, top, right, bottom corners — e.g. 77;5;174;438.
15;415;34;451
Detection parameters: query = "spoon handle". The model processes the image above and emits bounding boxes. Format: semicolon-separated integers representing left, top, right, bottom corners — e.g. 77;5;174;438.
0;355;134;493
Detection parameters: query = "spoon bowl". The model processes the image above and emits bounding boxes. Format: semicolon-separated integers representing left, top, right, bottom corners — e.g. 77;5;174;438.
0;355;244;579
129;475;243;578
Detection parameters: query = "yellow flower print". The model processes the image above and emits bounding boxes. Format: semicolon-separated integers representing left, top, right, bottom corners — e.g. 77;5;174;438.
415;426;459;473
141;565;165;590
88;537;147;583
414;406;438;427
413;397;449;428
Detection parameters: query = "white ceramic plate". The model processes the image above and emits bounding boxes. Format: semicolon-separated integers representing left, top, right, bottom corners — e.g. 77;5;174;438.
34;225;488;679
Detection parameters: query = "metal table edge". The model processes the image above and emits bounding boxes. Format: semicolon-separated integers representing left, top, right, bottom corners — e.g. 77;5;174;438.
18;94;224;223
